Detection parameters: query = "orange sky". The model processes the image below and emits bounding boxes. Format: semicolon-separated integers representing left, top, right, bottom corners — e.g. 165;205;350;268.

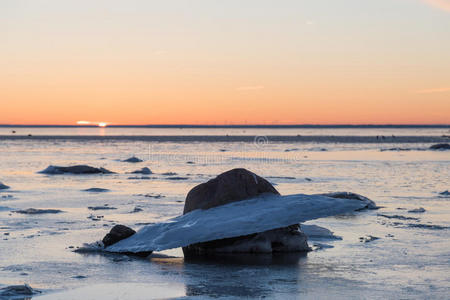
1;0;449;125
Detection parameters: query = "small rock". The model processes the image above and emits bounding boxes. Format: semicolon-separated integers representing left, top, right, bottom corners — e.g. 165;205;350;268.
359;235;380;243
0;182;10;190
39;165;114;174
102;225;136;247
161;172;177;176
130;207;143;213
128;176;152;180
88;206;117;211
15;208;63;214
429;143;450;150
408;207;426;213
0;284;40;297
130;167;152;174
123;156;143;163
83;188;110;193
166;177;189;180
317;192;378;210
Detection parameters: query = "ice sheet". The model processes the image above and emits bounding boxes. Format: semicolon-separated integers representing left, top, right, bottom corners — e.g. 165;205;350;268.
106;193;369;253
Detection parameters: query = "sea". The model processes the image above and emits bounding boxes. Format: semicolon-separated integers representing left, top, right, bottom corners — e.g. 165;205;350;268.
0;126;449;299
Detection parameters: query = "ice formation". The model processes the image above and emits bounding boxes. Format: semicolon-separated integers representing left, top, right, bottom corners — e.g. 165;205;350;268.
106;193;370;253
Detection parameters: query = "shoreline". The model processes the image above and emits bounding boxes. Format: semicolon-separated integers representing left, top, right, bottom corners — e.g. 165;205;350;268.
0;135;448;143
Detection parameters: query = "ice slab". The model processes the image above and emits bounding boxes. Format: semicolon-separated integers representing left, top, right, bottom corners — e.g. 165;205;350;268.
106;193;369;253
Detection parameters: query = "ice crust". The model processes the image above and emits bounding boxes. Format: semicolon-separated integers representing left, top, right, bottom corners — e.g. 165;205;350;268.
106;193;369;253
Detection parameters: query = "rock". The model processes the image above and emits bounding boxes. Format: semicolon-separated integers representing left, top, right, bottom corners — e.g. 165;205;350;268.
83;188;110;192
102;225;152;257
0;182;9;190
166;176;189;180
128;176;152;180
102;225;136;247
359;235;380;243
408;207;426;213
162;172;177;176
0;284;40;297
183;168;279;214
182;168;309;254
15;208;63;214
377;214;420;221
317;192;378;210
429;143;450;150
439;190;450;196
88;206;117;211
130;167;152;174
123;156;143;163
39;165;114;174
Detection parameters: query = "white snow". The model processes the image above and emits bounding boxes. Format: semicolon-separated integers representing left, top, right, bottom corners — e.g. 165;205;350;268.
106;193;370;253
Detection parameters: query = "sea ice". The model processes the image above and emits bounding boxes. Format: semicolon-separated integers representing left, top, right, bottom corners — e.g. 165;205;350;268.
105;193;371;253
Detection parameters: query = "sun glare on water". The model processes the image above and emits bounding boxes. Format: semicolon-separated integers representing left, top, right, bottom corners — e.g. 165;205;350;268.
76;121;108;127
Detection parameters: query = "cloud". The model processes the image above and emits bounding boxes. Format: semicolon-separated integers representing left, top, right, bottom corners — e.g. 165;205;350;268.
422;0;450;12
236;85;265;91
414;87;450;94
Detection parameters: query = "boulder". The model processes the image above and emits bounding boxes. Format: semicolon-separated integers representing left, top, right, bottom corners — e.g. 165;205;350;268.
39;165;114;174
183;168;279;214
182;168;309;254
102;224;152;257
430;143;450;150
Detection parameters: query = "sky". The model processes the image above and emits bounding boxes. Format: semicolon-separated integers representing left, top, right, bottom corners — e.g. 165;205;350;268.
1;0;449;125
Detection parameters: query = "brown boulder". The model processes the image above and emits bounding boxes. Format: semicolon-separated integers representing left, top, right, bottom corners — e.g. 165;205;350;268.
183;168;279;214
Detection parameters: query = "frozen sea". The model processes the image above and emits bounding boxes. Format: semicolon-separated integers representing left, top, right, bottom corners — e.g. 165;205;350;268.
0;126;449;299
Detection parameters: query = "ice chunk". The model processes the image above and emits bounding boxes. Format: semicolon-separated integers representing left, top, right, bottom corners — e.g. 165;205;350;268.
106;193;370;253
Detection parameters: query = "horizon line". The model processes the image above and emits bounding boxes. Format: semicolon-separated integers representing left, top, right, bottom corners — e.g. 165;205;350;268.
0;124;449;128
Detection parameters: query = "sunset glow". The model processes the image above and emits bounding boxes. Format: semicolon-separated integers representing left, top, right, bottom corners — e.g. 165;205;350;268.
1;0;449;125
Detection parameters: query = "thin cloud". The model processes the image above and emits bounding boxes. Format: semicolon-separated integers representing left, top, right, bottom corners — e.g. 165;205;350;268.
414;87;450;94
422;0;450;12
236;85;265;91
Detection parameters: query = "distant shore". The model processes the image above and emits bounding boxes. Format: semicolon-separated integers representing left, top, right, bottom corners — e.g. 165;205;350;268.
0;135;448;143
0;124;449;128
